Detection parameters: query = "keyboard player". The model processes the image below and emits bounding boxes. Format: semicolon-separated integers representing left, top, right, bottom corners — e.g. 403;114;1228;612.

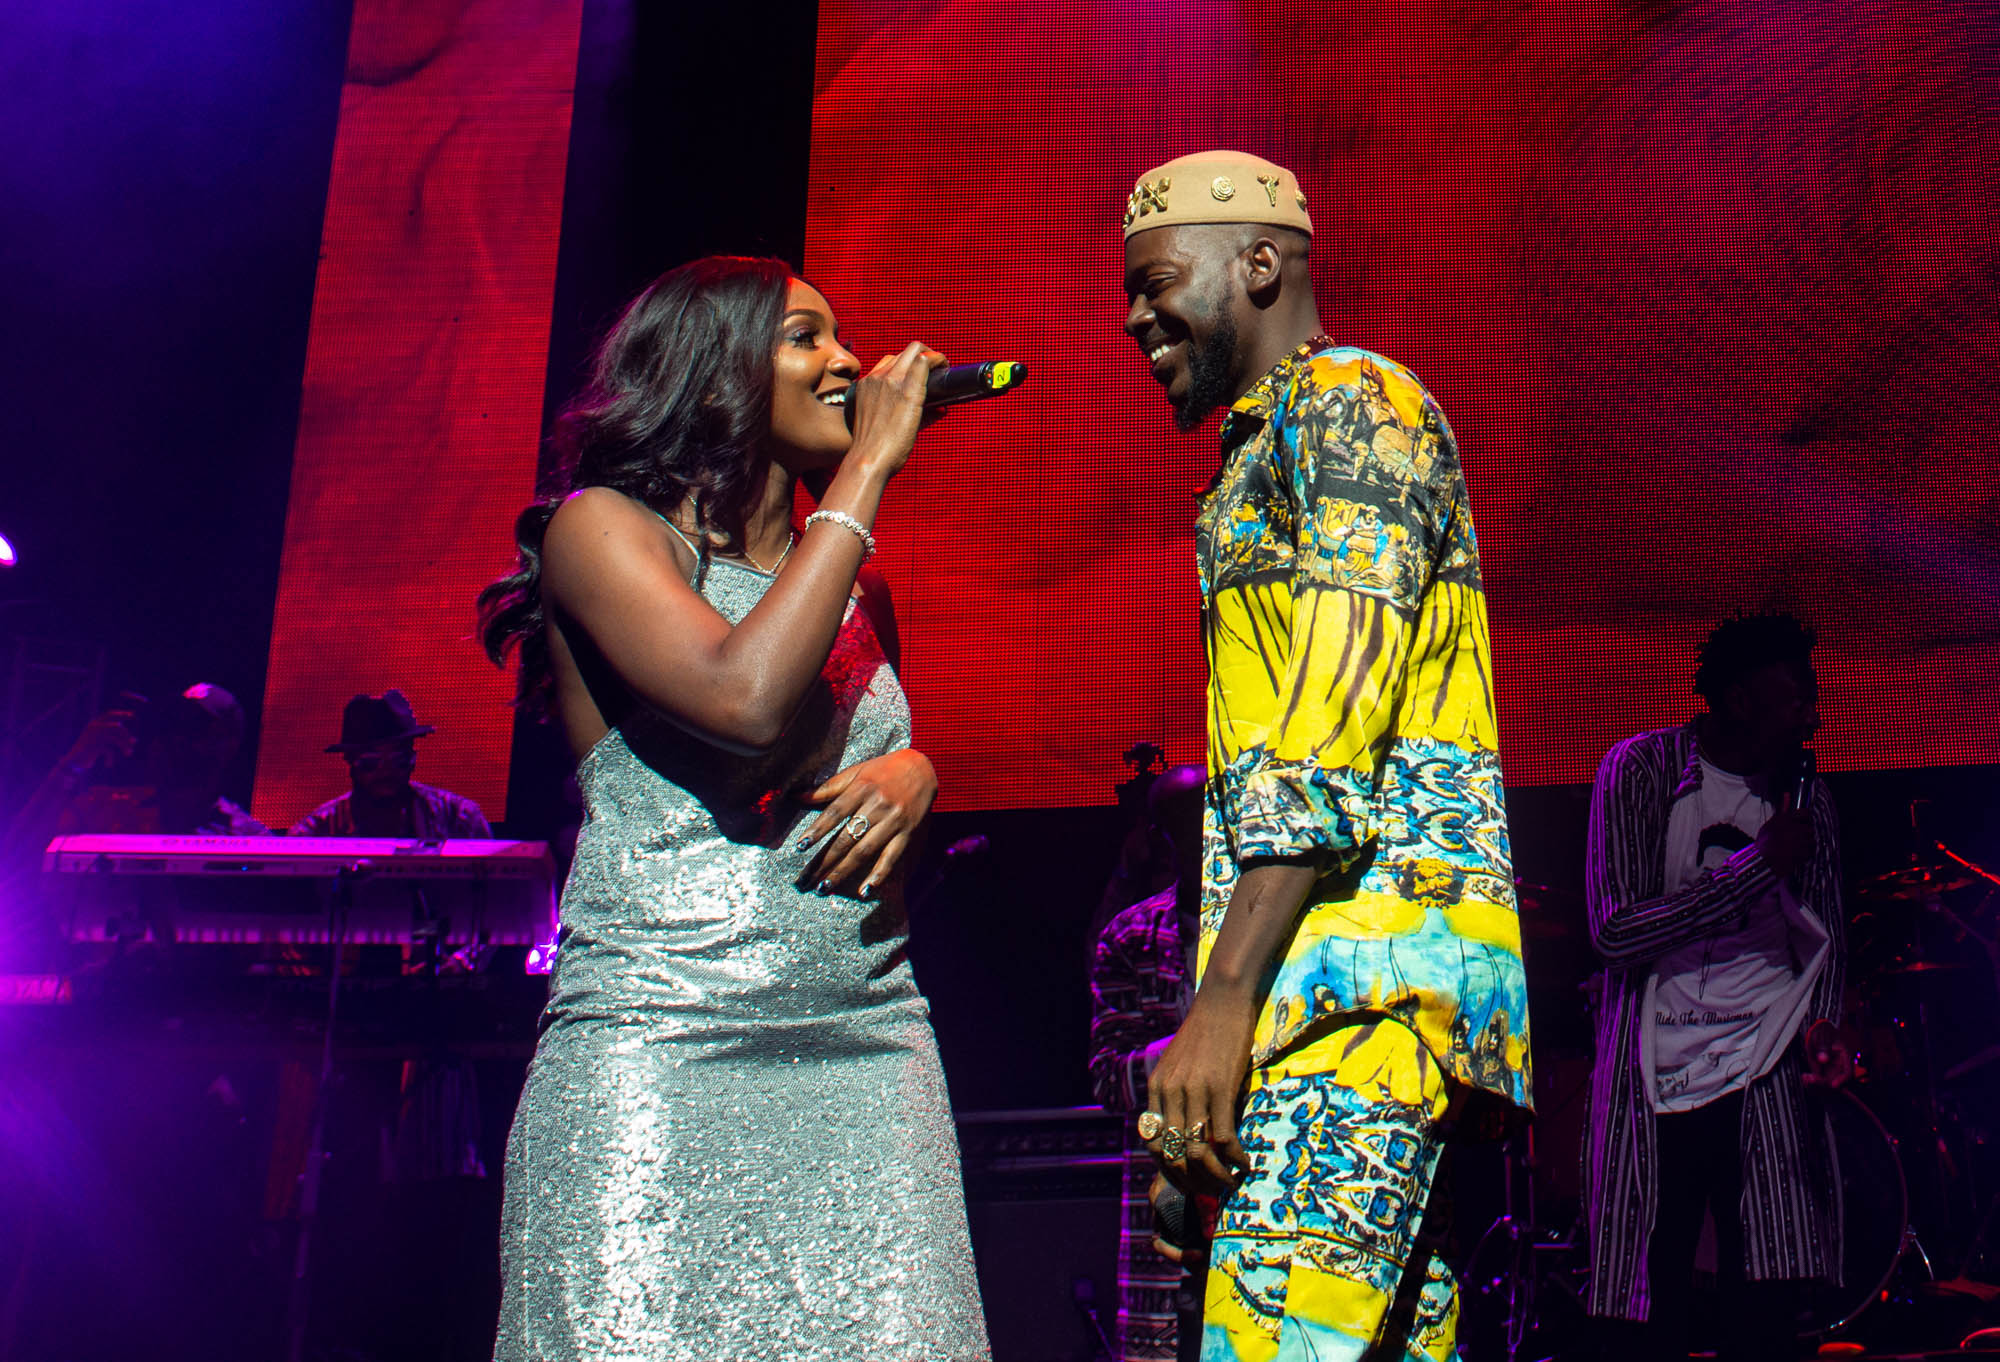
288;690;489;839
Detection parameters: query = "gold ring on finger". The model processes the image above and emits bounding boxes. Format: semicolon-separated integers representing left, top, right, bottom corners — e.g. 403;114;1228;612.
1162;1127;1188;1160
845;813;870;841
1187;1120;1206;1143
1136;1111;1165;1142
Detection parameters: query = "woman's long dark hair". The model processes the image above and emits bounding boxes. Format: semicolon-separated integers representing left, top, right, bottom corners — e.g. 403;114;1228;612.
477;255;795;709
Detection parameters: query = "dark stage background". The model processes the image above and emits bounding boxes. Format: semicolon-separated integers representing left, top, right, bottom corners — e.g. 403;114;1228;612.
2;2;1999;1360
0;0;353;824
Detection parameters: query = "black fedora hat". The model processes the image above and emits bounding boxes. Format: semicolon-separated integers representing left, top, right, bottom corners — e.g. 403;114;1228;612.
326;689;436;754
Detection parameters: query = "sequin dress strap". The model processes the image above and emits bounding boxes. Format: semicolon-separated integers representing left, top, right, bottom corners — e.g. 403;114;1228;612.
652;512;697;552
648;508;707;590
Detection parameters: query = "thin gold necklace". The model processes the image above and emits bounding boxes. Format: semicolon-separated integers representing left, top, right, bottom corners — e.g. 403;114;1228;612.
740;533;795;575
672;515;794;575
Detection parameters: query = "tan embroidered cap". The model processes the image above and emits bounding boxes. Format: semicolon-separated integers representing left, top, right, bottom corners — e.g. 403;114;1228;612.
1122;149;1313;240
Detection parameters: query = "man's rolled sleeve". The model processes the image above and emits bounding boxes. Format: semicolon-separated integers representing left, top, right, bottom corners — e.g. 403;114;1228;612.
1226;385;1447;870
1222;754;1371;864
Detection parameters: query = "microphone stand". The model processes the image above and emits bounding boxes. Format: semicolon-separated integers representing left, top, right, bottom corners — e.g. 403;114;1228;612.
283;858;371;1362
1069;1273;1117;1362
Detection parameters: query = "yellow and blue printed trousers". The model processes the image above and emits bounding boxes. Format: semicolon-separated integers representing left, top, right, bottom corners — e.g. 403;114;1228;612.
1202;1020;1459;1362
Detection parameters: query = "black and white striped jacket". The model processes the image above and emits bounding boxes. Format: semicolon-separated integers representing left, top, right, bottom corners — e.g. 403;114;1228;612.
1581;723;1844;1320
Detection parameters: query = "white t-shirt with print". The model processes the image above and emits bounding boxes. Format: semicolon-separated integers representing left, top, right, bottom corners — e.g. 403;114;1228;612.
1641;758;1828;1114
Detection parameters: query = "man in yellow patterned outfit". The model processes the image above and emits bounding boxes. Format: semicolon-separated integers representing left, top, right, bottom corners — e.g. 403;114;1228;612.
1119;151;1532;1362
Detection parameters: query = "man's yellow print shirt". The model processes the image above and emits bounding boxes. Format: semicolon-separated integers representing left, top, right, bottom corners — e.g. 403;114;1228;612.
1195;340;1531;1115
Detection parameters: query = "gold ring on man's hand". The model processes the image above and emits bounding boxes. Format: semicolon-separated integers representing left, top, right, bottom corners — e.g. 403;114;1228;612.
1187;1120;1206;1143
1136;1111;1164;1141
1162;1127;1188;1160
845;813;870;841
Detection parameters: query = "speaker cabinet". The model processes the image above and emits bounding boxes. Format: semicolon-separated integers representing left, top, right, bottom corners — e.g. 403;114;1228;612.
957;1107;1126;1362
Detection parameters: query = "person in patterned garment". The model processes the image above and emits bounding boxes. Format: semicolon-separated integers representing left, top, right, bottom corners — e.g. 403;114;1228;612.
1089;764;1206;1361
1119;150;1532;1362
3;684;266;852
2;683;268;963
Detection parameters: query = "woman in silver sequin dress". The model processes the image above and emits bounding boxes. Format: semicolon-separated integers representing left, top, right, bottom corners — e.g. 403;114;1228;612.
478;257;989;1361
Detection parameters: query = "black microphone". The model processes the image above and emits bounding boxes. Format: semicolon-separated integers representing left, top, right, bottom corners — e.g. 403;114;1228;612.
923;360;1026;407
1151;1179;1192;1247
1789;748;1816;809
827;361;1027;413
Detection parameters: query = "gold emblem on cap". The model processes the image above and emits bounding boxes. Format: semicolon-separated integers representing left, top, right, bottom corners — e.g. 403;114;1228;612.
1125;176;1175;228
1210;175;1235;202
1257;174;1282;207
1297;191;1309;211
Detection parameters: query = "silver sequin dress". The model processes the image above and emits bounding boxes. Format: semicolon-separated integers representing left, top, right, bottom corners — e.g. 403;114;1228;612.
494;561;990;1362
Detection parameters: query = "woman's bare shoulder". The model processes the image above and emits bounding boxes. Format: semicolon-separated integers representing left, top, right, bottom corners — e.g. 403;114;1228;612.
544;488;694;585
547;486;651;541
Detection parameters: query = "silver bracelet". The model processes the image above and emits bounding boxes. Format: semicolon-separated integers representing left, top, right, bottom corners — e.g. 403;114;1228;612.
804;508;876;560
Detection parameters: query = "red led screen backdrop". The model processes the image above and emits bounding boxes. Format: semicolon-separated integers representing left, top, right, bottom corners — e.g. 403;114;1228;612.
254;0;583;830
805;0;2000;810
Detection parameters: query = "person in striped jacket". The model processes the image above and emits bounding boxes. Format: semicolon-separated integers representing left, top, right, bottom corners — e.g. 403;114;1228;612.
1089;765;1206;1362
1582;612;1848;1362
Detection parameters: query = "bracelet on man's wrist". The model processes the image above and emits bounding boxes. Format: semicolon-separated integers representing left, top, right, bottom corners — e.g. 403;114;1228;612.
804;508;876;560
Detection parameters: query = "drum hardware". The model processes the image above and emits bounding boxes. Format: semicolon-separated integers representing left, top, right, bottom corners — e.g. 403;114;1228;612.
1934;841;2000;895
1857;864;1981;901
1945;1043;2000;1083
1472;838;1999;1350
1466;1055;1597;1362
1807;1088;1932;1338
1472;1091;1921;1351
1922;840;2000;1003
1465;1125;1574;1362
1954;1193;2000;1285
1845;832;2000;1267
1856;841;2000;980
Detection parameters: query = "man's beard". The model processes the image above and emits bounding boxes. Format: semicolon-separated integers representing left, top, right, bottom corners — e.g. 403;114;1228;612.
1172;311;1239;433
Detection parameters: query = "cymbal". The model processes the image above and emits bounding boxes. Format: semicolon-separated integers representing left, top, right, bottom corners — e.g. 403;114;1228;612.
1944;1043;2000;1082
1856;864;1980;901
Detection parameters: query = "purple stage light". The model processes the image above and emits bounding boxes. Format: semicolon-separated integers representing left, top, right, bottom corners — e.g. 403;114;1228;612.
0;533;15;567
